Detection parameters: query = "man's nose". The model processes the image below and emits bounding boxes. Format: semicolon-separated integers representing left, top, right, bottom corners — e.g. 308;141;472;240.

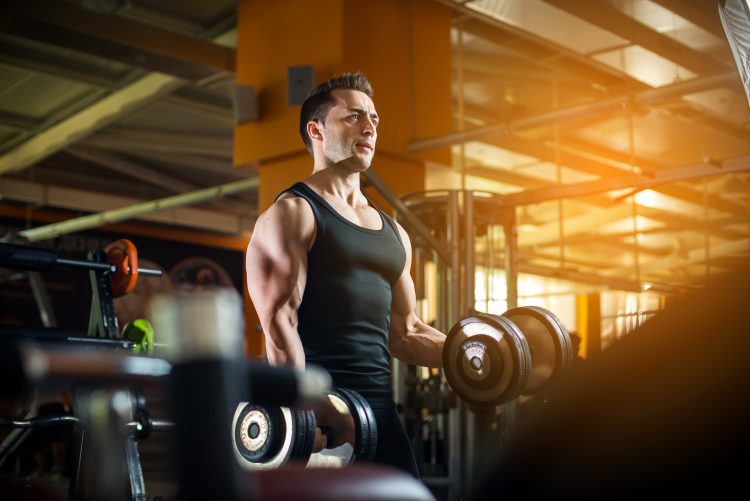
362;117;376;136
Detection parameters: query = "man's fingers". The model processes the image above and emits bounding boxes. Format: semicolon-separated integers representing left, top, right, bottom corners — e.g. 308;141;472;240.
312;426;328;453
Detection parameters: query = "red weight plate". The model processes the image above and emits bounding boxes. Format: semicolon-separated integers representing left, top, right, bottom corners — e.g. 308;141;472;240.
105;239;139;297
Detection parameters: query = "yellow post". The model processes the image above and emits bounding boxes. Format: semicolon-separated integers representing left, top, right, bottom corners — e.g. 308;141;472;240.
235;0;453;355
576;292;601;359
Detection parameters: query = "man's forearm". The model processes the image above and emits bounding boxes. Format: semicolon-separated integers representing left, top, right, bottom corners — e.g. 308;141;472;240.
263;315;306;370
392;321;445;368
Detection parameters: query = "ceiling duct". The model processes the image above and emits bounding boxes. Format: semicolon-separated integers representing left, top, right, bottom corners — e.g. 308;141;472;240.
719;0;750;109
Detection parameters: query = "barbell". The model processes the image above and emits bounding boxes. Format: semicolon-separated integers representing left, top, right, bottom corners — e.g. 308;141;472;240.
232;388;377;471
443;306;573;408
0;239;162;297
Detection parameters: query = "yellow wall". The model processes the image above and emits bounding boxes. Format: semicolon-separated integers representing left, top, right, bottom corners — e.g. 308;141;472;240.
235;0;452;356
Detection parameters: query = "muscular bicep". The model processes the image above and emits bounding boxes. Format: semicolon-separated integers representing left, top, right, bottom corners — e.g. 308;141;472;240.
388;223;446;367
246;197;314;367
389;226;418;347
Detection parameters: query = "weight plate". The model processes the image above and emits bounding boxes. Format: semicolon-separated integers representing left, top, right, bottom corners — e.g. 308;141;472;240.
231;402;293;470
105;238;139;297
289;408;316;462
443;314;531;408
122;318;155;355
343;389;378;461
502;306;572;395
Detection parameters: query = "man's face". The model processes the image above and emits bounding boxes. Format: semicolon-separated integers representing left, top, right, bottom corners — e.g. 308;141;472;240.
317;89;379;171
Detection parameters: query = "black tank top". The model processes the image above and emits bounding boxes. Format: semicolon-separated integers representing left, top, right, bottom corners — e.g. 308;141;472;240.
280;182;406;400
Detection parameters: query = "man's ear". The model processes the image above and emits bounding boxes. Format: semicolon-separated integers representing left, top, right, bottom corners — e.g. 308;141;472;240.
307;120;323;142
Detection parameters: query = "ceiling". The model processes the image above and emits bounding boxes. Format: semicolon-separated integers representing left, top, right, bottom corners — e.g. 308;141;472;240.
0;0;250;235
0;0;748;293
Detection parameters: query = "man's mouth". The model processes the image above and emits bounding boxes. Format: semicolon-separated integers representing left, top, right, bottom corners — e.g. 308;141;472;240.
356;143;374;151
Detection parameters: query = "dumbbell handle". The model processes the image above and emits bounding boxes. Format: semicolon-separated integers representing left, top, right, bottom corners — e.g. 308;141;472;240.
320;425;334;447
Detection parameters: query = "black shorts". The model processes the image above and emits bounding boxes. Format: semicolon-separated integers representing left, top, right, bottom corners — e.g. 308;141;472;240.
365;398;420;479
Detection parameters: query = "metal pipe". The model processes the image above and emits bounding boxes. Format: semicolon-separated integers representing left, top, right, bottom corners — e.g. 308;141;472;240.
18;177;259;242
407;72;737;153
362;169;452;263
464;191;474;315
448;191;462;325
28;272;58;327
504;208;518;309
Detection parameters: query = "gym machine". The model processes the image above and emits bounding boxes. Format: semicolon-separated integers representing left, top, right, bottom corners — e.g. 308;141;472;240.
0;239;167;499
393;190;573;499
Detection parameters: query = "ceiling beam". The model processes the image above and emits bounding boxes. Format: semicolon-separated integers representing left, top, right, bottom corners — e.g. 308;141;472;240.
443;1;634;90
664;102;750;142
527;237;671;259
161;94;234;123
0;73;184;175
0;28;234;176
409;72;736;153
521;250;617;269
516;262;688;294
472;130;746;217
0;0;235;80
542;0;728;75
636;206;745;242
83;128;232;157
0;178;254;236
498;154;750;207
0;52;235;135
605;238;749;278
65;147;249;214
544;135;747;216
455;105;747;226
519;204;634;247
462;163;552;190
118;3;206;35
650;0;726;38
0;50;234;123
455;47;598;88
114;150;240;177
530;214;750;248
0;111;37;131
0;51;115;87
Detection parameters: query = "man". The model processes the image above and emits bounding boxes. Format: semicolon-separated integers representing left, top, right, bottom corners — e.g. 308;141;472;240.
246;73;445;477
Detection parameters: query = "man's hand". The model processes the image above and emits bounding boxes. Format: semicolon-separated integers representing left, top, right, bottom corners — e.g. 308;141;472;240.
312;426;329;453
310;394;356;452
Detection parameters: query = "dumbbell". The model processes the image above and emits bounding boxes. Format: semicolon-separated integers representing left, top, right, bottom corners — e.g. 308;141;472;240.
232;388;377;470
443;306;573;408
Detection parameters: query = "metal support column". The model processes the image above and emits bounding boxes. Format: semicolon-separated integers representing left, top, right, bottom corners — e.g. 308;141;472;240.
504;208;519;310
464;191;474;315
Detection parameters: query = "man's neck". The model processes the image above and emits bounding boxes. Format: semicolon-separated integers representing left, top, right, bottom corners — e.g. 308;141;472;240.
307;162;366;203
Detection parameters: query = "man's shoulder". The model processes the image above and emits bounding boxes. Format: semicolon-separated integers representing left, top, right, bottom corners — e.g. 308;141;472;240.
261;194;314;223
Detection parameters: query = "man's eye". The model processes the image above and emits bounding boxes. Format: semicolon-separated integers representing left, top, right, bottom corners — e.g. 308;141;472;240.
351;114;359;120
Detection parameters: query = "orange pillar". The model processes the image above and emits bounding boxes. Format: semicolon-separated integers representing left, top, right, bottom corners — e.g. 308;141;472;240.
235;0;452;355
576;292;601;359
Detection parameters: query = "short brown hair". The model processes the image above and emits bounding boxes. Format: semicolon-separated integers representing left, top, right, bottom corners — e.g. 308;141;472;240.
299;72;373;156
